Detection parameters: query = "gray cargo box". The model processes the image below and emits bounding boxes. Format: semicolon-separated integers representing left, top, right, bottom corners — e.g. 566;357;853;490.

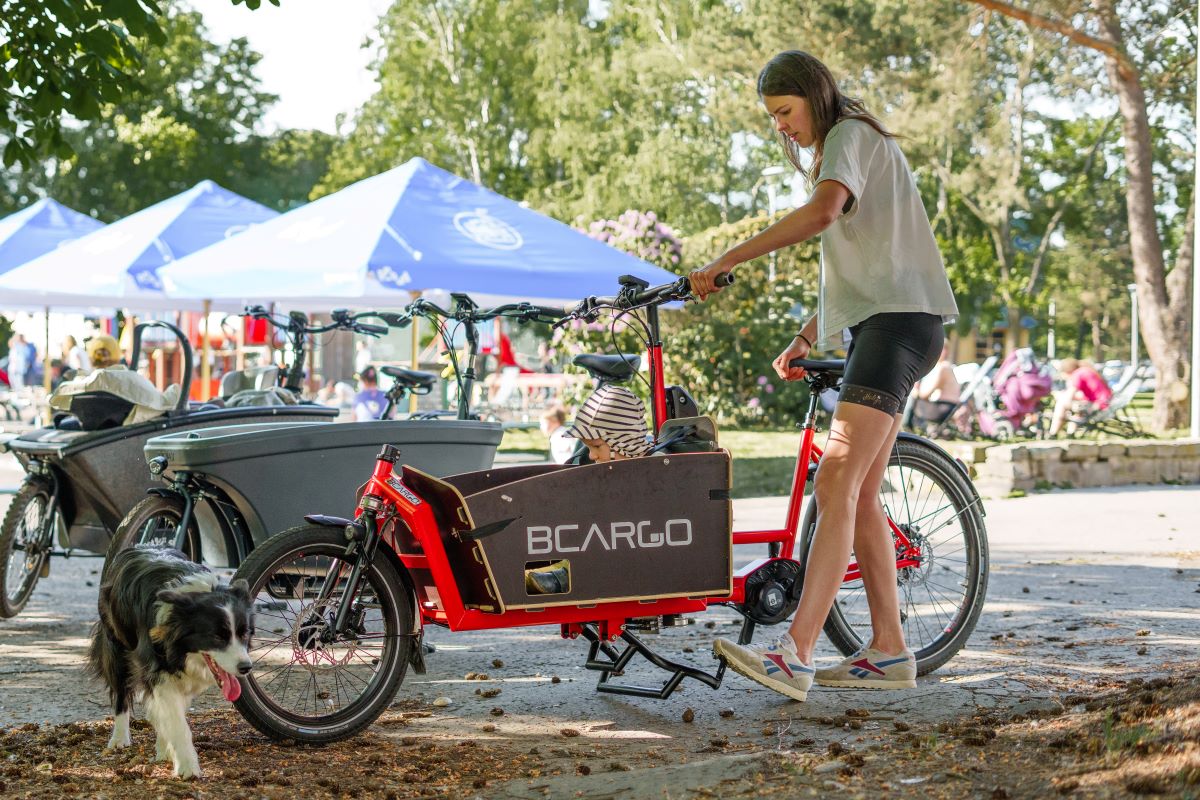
145;419;503;547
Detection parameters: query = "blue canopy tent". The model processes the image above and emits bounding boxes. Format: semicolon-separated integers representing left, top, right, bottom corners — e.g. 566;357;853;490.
0;199;103;278
0;181;278;312
158;158;681;309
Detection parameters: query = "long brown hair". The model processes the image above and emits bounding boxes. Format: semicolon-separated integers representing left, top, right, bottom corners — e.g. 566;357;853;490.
757;51;894;183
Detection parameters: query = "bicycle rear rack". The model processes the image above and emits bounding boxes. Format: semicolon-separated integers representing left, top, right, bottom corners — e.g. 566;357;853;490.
576;615;756;699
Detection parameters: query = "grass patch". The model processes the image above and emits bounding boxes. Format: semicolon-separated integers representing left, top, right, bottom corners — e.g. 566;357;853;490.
497;427;546;454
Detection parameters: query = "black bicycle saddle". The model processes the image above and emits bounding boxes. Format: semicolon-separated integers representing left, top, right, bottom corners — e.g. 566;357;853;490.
380;366;438;389
572;353;640;382
788;358;846;376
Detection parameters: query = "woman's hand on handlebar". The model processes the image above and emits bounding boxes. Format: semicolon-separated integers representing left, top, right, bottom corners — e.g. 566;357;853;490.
688;258;736;301
772;336;810;381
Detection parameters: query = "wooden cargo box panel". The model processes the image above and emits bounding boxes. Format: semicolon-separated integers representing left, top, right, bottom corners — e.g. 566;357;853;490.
461;453;732;610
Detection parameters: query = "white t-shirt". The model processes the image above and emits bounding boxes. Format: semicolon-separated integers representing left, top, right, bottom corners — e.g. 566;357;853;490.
548;427;577;464
813;118;958;349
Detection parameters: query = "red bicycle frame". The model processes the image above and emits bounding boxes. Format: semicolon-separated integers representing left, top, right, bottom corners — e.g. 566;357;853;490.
352;288;919;642
640;301;921;588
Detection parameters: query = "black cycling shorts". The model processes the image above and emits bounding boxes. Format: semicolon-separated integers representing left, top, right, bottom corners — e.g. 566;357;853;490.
839;312;945;416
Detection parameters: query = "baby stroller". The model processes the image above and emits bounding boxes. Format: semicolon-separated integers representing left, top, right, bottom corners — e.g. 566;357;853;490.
976;348;1053;440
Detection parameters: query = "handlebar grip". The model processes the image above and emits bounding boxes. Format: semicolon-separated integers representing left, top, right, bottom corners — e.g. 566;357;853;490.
356;322;389;336
715;272;735;288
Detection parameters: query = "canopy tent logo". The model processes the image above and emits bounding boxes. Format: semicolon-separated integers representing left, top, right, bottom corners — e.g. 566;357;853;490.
371;265;413;289
453;209;522;250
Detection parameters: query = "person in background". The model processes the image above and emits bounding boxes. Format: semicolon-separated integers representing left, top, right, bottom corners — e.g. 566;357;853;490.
62;335;92;374
86;335;121;370
354;339;373;377
1048;358;1113;436
353;366;388;421
540;405;577;464
7;333;30;390
916;343;959;405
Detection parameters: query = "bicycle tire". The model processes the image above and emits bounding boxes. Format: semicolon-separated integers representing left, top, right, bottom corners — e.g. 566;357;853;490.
798;438;988;676
0;479;55;618
232;525;414;743
104;495;202;582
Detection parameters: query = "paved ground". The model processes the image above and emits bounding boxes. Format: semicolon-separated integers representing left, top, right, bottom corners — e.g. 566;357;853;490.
1;450;1198;796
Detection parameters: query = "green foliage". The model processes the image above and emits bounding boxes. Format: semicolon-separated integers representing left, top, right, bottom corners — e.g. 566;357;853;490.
0;316;13;360
319;0;768;233
0;0;163;167
2;3;327;221
0;0;279;169
665;212;820;427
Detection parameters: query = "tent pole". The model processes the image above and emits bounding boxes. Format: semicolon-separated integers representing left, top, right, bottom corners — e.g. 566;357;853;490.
237;310;246;371
201;299;212;401
42;306;51;425
409;291;420;415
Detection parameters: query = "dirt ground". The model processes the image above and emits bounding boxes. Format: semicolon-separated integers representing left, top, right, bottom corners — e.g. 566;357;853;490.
1;670;1197;799
0;482;1197;799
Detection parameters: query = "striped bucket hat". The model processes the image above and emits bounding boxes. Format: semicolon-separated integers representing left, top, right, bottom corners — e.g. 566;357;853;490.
563;385;652;459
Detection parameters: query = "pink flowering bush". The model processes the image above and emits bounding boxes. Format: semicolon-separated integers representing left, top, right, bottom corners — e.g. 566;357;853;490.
583;210;683;271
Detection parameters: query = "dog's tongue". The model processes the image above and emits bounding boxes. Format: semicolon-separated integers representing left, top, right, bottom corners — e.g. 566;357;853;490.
219;667;241;701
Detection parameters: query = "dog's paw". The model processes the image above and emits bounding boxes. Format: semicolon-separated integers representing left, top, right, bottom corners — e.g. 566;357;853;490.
173;762;203;780
155;738;172;762
104;733;132;750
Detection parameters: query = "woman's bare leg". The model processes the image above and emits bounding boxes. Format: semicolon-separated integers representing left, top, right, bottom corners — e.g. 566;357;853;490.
786;401;898;664
849;413;907;655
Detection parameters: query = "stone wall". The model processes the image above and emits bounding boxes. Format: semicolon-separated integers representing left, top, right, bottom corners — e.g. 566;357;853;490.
943;439;1200;498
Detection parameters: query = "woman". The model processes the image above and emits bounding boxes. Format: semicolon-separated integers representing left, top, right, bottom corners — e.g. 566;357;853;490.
1048;358;1112;436
62;335;91;374
690;51;958;701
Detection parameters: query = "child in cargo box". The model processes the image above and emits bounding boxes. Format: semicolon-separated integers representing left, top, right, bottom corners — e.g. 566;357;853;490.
524;385;653;594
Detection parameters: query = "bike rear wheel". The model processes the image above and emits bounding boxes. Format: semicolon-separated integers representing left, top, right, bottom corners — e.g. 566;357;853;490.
232;525;414;743
798;438;988;675
0;480;57;617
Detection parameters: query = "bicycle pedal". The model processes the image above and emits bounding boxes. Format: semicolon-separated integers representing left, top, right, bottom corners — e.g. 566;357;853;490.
40;559;50;579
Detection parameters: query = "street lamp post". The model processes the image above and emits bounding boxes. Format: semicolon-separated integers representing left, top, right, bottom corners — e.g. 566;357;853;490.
1128;283;1139;367
1047;300;1056;360
761;165;787;282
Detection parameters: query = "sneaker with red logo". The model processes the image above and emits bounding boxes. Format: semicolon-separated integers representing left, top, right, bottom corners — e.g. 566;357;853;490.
713;633;813;701
814;647;917;689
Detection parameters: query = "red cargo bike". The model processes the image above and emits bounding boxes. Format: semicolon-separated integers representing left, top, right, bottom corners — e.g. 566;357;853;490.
230;275;989;743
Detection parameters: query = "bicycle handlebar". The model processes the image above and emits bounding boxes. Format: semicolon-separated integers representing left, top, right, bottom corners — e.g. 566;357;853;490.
555;272;734;328
401;297;562;326
243;305;400;338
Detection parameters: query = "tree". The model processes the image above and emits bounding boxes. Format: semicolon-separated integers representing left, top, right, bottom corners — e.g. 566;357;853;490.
3;4;326;222
0;0;276;168
969;0;1195;430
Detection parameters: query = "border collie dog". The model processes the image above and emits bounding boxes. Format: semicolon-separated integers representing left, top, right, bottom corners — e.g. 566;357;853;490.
87;545;254;778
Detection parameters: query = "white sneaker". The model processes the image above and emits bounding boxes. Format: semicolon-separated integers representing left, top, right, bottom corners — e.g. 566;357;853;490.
713;632;814;701
814;647;917;689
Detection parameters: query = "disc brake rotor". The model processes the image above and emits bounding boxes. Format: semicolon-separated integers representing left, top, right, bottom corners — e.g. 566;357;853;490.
289;598;362;671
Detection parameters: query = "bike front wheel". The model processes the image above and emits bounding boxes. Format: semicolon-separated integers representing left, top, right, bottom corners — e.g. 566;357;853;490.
104;494;202;582
232;525;415;743
798;438;989;675
0;480;58;618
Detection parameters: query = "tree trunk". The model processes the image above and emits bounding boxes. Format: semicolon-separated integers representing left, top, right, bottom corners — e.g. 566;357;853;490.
1096;6;1191;430
969;0;1192;431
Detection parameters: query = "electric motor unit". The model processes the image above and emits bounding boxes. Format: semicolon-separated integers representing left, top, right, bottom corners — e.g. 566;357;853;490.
741;558;803;625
